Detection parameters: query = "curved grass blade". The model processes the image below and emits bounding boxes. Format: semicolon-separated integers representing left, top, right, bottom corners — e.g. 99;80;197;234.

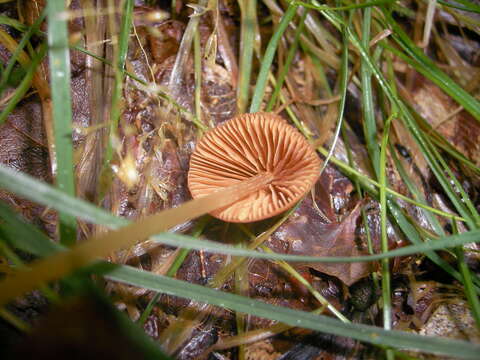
107;265;480;359
249;3;297;113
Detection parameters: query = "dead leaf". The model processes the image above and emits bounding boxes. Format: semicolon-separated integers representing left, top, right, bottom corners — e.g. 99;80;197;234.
268;199;377;286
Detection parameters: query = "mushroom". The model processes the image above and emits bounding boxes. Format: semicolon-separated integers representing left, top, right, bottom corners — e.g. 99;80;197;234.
188;112;321;222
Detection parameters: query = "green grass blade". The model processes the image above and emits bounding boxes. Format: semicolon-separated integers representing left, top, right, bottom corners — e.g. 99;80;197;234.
149;230;480;263
249;3;297;113
0;201;63;257
0;44;47;125
47;0;77;246
266;8;308;111
383;12;480;122
0;15;27;32
438;0;480;13
360;6;379;175
320;6;348;175
102;0;134;175
0;164;126;228
0;11;45;97
237;0;257;114
107;265;480;359
4;208;480;265
380;112;395;342
316;5;480;229
389;143;444;236
293;0;396;12
456;246;480;328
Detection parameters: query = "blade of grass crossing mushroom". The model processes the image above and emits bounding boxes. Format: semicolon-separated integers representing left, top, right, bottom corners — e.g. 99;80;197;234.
0;154;465;235
106;265;480;359
4;203;480;268
3;177;480;287
1;163;477;290
0;172;275;306
249;3;297;113
47;1;77;246
5;172;480;286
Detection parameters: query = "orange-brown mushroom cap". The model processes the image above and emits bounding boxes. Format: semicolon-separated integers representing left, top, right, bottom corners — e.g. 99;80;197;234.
187;112;321;222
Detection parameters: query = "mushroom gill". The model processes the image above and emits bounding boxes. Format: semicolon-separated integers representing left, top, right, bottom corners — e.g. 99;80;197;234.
188;112;321;222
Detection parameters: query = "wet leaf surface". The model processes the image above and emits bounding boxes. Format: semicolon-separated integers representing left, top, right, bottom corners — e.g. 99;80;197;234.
266;169;379;286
